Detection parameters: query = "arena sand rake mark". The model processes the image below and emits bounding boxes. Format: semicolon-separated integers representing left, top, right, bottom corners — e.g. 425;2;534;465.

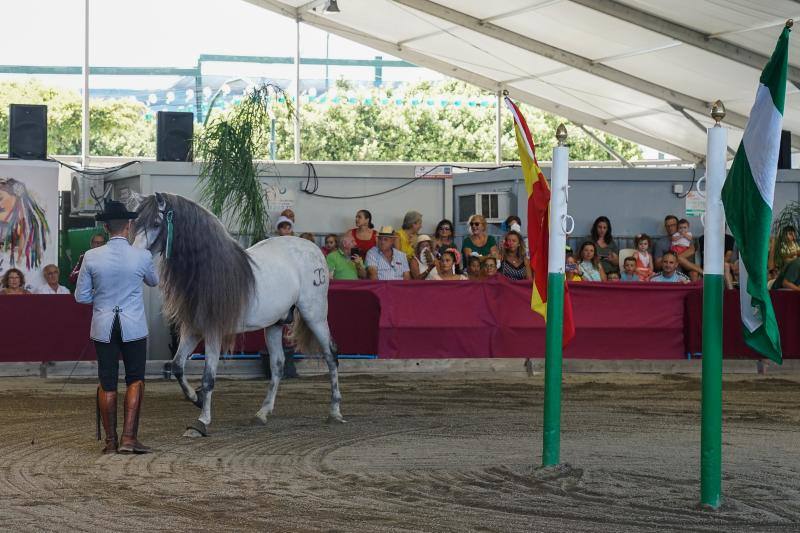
133;192;343;437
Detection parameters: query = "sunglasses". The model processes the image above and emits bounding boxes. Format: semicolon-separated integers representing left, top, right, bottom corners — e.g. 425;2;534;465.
440;226;452;231
470;222;481;227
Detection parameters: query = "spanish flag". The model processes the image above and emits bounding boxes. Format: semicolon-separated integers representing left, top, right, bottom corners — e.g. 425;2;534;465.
504;96;575;346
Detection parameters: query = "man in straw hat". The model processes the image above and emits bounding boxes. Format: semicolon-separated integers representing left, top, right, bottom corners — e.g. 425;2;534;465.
366;226;411;280
75;199;159;454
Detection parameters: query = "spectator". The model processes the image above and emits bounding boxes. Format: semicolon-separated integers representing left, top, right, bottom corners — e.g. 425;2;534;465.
275;215;293;236
499;231;531;280
480;257;499;278
433;219;456;256
577;241;606;281
633;234;654;281
0;268;30;295
772;257;800;291
590;216;619;274
349;209;377;259
654;214;700;277
462;214;499;259
69;233;107;285
607;271;621;282
565;253;582;282
427;249;467;280
620;256;639;282
327;234;366;280
397;210;423;260
280;208;295;223
322;234;338;257
725;260;740;290
651;251;690;283
671;218;693;255
34;264;70;294
410;235;437;280
465;255;482;281
504;215;522;233
299;232;315;242
769;225;799;275
366;226;410;281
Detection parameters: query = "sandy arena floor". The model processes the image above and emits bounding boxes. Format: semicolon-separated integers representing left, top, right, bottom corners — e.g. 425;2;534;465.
0;372;799;532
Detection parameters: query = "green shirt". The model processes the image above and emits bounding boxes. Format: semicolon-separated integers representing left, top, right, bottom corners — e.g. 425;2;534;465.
327;249;359;280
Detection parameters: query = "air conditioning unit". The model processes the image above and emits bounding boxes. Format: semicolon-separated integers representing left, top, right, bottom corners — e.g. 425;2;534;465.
458;191;512;223
70;172;109;216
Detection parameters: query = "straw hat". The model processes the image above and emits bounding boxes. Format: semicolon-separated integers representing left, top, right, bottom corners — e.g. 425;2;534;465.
377;225;396;237
416;234;432;244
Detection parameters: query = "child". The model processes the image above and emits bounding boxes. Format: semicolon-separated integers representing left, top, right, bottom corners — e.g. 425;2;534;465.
607;271;620;282
322;233;338;257
480;257;498;279
620;256;638;281
565;253;582;282
634;234;654;281
671;219;693;255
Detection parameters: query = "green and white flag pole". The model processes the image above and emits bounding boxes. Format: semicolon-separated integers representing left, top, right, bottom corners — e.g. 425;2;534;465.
701;101;728;509
542;124;570;467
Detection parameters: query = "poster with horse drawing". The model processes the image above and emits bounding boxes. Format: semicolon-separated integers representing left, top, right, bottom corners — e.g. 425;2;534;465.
0;161;59;291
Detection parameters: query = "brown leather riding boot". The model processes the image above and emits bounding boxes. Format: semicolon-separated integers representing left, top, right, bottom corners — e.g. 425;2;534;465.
97;386;118;454
118;380;152;454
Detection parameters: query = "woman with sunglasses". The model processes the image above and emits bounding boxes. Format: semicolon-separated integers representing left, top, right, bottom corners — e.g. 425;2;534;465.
462;214;498;260
433;219;455;256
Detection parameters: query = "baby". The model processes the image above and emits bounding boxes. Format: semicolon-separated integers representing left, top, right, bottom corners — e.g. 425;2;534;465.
671;219;693;255
634;234;654;281
620;256;638;282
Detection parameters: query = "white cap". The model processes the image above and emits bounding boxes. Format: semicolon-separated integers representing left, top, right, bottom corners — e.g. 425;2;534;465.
276;215;293;229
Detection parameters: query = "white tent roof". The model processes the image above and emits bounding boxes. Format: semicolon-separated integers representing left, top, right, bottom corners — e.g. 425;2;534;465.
246;0;800;164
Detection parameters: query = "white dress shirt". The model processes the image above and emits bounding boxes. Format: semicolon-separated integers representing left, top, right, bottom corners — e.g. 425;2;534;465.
34;284;70;294
75;236;159;342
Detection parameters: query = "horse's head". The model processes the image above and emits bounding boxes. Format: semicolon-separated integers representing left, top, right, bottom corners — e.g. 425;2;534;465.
133;192;169;255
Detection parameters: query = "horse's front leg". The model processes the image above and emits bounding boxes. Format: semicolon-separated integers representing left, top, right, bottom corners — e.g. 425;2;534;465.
171;331;199;404
183;339;220;438
254;325;285;424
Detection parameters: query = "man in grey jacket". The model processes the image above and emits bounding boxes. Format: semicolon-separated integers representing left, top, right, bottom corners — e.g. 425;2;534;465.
75;200;159;454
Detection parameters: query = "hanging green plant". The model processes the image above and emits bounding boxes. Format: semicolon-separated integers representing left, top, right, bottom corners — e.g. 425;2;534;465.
772;201;800;271
194;83;294;243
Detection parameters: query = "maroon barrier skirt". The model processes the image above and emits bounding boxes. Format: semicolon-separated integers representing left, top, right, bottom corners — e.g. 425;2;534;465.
3;281;797;362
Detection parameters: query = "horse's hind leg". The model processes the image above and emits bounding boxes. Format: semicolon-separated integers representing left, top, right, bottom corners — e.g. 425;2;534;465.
184;338;219;438
254;325;285;424
171;331;200;404
305;319;345;423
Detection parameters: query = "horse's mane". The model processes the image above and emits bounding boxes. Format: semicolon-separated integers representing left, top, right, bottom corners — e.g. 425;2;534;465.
136;193;256;344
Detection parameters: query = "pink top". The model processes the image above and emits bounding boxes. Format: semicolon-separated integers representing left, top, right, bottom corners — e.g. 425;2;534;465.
634;250;653;281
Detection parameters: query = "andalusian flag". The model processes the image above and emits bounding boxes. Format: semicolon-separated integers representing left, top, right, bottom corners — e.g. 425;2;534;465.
721;24;790;364
504;96;575;345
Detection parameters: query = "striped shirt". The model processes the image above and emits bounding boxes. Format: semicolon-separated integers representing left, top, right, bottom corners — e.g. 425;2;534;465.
366;247;410;280
650;271;690;283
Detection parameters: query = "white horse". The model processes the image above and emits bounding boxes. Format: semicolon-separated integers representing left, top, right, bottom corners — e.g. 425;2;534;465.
133;192;343;437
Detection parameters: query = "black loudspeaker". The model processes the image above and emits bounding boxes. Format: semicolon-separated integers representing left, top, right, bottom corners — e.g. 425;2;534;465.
9;104;47;159
156;111;194;162
778;129;791;169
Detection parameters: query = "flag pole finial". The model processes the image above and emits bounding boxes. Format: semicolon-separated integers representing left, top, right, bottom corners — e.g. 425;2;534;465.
786;19;793;29
556;123;568;146
502;89;509;96
711;100;726;126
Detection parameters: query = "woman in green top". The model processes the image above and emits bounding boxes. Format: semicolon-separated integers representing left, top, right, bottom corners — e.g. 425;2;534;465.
462;214;499;259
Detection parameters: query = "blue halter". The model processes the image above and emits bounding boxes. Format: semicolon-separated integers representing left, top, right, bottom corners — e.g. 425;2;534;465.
164;210;175;259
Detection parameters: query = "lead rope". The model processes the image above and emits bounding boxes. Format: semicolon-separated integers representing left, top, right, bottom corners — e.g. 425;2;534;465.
165;210;175;259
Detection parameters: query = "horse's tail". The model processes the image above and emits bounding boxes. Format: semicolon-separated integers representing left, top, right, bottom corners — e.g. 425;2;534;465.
289;308;336;357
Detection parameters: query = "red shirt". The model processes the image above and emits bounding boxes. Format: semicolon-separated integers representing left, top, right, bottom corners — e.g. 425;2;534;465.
350;228;377;258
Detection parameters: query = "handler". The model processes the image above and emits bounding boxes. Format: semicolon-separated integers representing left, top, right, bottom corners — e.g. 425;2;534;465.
75;200;159;454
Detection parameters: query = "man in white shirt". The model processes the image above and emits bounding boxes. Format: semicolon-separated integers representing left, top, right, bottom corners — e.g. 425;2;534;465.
366;226;410;281
34;264;70;294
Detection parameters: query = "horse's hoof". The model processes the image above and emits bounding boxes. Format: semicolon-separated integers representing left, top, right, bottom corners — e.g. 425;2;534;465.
184;420;209;437
251;415;268;426
327;415;347;424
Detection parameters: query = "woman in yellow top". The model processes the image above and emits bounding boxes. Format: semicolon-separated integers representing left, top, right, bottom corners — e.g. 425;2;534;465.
396;210;423;260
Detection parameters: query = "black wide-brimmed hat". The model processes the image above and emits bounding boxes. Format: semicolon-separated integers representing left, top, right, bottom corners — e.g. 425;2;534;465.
95;199;139;222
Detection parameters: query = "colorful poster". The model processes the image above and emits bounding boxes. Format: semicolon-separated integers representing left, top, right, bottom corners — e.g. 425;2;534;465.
0;161;59;291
